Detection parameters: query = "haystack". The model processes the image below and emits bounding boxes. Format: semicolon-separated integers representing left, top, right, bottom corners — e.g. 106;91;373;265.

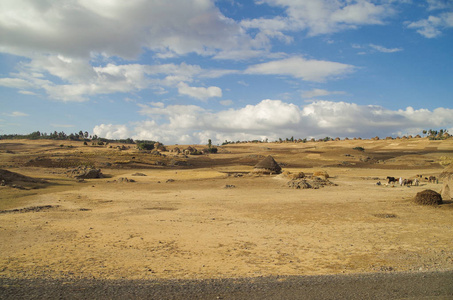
414;189;443;206
313;170;329;179
440;164;453;200
253;155;282;174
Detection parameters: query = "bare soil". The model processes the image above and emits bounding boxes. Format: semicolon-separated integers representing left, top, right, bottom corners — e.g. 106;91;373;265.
1;138;452;280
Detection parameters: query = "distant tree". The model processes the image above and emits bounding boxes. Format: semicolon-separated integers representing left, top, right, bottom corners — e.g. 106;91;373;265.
137;142;154;151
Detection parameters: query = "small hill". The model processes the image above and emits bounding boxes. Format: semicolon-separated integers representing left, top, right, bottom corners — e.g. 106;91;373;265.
0;169;48;188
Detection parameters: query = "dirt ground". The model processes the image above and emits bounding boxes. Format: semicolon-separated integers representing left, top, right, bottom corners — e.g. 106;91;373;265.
1;138;452;280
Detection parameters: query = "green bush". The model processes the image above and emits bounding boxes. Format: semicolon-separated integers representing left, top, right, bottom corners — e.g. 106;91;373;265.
137;142;154;151
353;146;365;152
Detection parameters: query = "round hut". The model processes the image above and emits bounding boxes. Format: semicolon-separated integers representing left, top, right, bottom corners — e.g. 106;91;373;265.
440;163;453;200
253;155;282;174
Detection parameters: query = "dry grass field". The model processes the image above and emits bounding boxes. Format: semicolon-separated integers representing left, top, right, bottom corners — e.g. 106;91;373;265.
1;138;452;280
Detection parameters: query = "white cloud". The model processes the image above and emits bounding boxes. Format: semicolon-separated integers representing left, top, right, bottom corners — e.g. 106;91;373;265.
92;124;131;140
244;0;395;37
407;12;453;38
3;56;232;101
0;78;34;89
302;89;346;98
177;82;222;101
369;44;403;53
18;90;38;96
94;100;453;144
427;0;453;11
0;0;251;59
219;100;234;106
245;56;355;82
5;111;29;117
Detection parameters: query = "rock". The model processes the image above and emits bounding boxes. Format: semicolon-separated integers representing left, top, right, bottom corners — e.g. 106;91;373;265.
66;166;102;179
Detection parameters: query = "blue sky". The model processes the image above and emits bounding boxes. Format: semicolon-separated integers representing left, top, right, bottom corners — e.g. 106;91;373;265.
1;0;452;144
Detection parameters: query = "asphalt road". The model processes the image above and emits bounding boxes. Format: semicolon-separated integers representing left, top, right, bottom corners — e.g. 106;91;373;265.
1;271;453;299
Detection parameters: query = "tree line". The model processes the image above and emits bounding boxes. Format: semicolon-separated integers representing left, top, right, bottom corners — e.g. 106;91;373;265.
0;130;155;145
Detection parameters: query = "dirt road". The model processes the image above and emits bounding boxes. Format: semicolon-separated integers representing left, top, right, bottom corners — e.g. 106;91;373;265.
1;271;453;299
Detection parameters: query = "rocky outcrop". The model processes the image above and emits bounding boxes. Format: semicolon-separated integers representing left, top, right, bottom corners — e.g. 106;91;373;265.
66;166;102;179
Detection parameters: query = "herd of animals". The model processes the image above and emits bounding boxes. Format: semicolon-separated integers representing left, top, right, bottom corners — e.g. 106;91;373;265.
377;175;438;186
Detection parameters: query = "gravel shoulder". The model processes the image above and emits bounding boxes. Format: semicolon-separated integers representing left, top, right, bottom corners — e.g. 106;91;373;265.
1;271;453;299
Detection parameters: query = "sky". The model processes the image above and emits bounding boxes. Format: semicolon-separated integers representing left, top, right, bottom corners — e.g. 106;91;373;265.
1;0;452;145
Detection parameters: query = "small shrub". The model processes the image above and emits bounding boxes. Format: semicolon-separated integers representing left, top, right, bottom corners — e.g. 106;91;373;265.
353;146;365;152
137;142;154;151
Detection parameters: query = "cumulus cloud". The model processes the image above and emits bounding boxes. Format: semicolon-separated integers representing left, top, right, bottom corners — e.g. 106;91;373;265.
245;56;355;82
92;124;131;140
0;0;251;59
93;100;453;144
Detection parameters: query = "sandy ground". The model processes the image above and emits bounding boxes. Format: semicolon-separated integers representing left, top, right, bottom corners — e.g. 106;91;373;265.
1;138;452;280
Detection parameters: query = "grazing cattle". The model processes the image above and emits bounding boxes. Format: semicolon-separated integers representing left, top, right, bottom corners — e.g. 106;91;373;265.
399;177;403;186
387;176;398;184
406;179;413;186
428;176;437;183
414;178;419;186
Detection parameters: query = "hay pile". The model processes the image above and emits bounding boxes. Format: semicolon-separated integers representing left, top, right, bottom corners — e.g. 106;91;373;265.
288;177;337;189
313;170;329;179
280;171;305;180
414;189;443;206
440;164;453;200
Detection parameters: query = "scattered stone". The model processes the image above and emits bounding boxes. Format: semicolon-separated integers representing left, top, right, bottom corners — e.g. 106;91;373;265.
66;166;102;179
372;213;397;218
132;173;147;176
224;184;235;189
166;179;175;183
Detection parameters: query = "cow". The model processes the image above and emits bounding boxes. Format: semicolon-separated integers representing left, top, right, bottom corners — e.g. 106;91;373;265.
387;176;398;184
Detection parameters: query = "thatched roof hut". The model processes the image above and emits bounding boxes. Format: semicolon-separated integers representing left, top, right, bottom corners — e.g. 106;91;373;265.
440;164;453;200
253;155;282;174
